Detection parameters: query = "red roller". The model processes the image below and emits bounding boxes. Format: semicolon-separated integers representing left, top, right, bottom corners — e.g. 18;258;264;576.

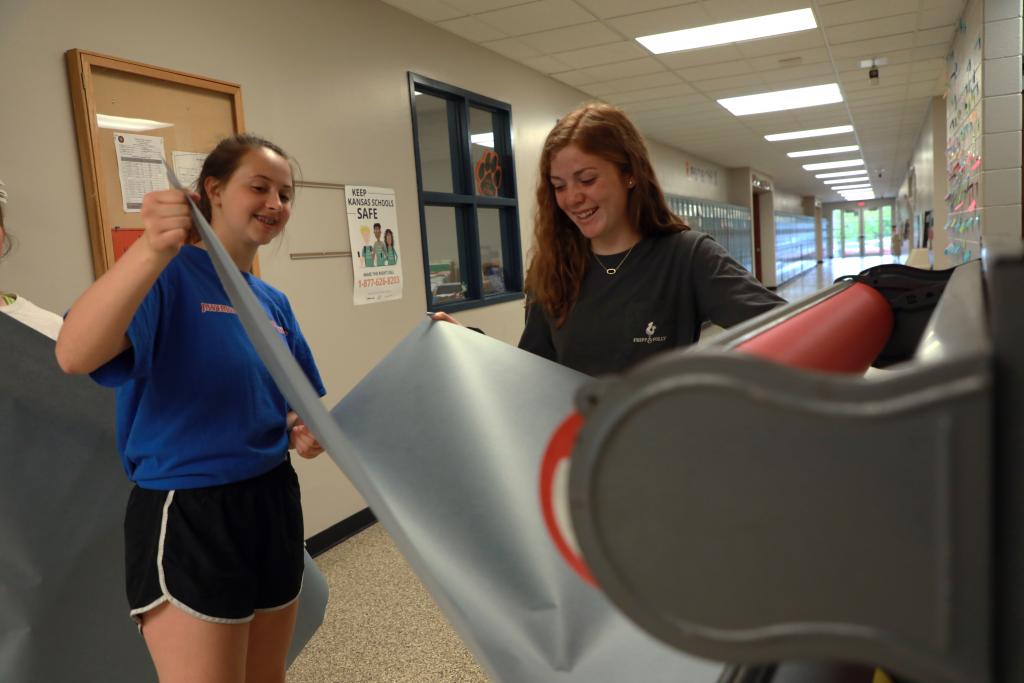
736;282;893;374
539;411;596;586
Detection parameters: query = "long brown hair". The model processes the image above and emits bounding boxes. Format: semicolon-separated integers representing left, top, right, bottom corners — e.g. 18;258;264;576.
524;103;688;326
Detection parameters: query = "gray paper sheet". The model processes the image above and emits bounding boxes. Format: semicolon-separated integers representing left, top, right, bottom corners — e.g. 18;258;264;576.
0;313;327;681
166;169;723;680
329;321;725;681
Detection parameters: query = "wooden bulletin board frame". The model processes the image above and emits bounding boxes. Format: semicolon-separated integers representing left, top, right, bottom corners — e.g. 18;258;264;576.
66;49;246;278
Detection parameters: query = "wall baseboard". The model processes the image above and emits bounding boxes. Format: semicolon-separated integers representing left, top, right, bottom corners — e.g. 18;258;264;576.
306;508;377;558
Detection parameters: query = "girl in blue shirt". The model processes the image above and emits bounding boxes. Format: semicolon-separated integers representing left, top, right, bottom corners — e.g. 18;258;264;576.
58;135;325;683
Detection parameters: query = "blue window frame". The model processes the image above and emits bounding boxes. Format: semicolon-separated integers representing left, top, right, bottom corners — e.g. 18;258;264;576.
408;72;524;312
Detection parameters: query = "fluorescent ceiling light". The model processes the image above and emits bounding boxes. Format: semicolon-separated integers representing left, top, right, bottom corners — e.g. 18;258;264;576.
637;8;817;55
96;114;174;132
833;183;873;190
803;158;864;171
788;145;860;158
718;83;842;116
840;192;876;199
823;176;868;184
816;169;871;178
471;133;494;148
765;125;854;141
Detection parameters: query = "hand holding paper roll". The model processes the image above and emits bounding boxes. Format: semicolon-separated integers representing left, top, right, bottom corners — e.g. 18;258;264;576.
140;188;199;256
288;411;324;458
428;311;462;326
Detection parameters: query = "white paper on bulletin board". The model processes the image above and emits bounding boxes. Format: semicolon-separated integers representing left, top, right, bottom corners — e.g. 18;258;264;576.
113;133;168;212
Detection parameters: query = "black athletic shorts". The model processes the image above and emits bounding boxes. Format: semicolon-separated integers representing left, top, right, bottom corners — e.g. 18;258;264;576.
124;457;304;625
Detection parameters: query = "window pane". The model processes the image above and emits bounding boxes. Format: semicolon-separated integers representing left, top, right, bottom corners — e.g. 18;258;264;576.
843;209;860;256
415;92;455;193
863;208;881;255
478;208;506;295
470;107;508;197
424;205;467;305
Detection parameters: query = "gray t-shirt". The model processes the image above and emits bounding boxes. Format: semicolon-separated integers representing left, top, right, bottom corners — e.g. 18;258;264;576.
518;230;785;376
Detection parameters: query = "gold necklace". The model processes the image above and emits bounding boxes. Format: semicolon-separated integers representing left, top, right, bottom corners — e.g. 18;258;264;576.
592;243;636;275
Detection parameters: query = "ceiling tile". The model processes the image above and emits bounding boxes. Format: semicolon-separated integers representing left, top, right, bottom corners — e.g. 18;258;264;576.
605;82;697;103
918;3;965;29
549;69;598;87
700;0;810;23
829;34;911;59
585;70;683;95
674;59;752;81
521;54;576;73
554;40;649;68
914;25;955;46
380;0;466;22
573;0;690;19
444;0;535;10
735;30;825;58
846;83;911;102
475;0;595;36
519;21;622;53
759;62;837;85
619;93;715;113
605;3;712;37
689;72;766;94
483;37;543;59
747;47;831;71
582;57;668;81
909;57;946;74
911;42;952;59
816;0;918;27
655;44;745;69
920;0;967;13
438;15;510;42
825;14;919;44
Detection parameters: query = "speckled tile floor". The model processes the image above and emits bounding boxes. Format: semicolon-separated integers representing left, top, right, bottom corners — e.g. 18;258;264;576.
287;256;901;682
286;524;489;683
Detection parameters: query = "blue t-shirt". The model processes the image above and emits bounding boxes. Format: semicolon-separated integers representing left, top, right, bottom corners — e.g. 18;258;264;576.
91;245;326;490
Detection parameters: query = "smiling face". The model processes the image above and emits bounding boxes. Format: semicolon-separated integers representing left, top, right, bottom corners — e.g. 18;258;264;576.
206;147;293;249
549;143;636;251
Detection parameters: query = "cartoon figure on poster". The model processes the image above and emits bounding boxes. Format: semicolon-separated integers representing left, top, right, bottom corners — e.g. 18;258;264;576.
346;185;402;305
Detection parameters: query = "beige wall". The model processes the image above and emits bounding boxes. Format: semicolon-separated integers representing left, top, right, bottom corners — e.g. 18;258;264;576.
0;0;750;536
772;191;806;215
899;97;949;268
649;147;731;203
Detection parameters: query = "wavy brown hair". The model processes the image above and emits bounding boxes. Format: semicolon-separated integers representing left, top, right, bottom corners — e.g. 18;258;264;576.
524;103;688;326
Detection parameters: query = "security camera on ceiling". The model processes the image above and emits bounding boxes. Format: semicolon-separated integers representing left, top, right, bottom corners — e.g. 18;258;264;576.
860;57;887;86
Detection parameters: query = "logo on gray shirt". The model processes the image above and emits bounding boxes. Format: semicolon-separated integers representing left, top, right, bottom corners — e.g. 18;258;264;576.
634;321;667;344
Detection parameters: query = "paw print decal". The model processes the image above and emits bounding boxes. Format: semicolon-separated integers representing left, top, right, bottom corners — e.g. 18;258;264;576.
475;149;503;197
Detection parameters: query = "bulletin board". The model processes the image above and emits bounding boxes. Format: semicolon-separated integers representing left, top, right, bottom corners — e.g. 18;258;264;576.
942;4;983;263
65;49;246;278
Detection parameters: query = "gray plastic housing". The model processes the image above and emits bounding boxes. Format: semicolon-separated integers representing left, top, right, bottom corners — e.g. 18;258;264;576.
568;257;1004;683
